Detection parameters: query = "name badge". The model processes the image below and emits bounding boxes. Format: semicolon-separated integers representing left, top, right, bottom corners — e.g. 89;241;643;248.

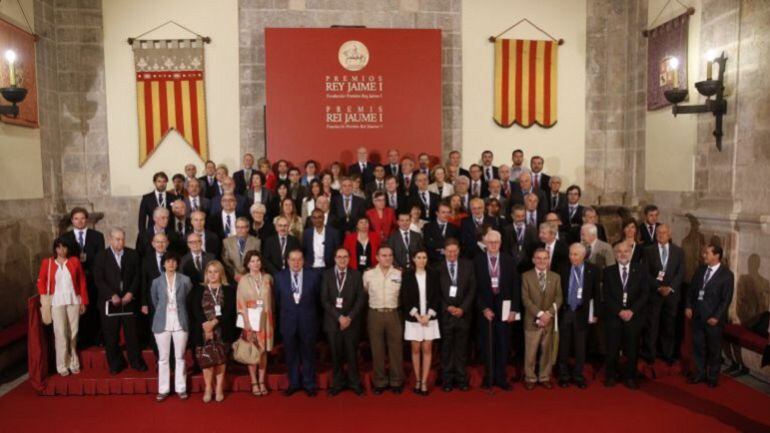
449;285;458;297
256;299;264;307
336;297;343;309
359;255;367;265
214;305;222;317
622;292;628;306
390;277;401;284
491;277;499;288
697;290;705;301
293;293;301;304
657;271;665;282
577;288;583;300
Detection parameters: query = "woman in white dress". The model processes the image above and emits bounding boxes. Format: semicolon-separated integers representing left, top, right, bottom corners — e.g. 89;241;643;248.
400;250;440;396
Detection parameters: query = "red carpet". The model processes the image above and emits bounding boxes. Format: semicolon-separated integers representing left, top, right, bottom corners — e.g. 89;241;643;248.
2;374;769;433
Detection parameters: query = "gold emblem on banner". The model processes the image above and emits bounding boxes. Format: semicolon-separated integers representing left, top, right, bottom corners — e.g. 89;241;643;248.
338;40;369;71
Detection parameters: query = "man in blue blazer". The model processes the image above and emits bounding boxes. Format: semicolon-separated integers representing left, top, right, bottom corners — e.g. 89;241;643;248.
276;250;322;396
303;209;341;270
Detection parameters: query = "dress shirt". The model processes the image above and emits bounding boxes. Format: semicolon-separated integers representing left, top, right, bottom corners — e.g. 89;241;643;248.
164;273;182;332
313;228;326;268
222;211;237;237
363;266;402;309
52;261;79;306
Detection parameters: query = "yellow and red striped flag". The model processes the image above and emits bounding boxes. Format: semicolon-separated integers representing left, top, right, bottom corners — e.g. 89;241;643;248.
133;38;209;166
494;39;558;128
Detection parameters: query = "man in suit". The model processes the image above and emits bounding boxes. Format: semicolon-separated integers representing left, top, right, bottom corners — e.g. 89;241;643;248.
685;244;734;387
416;152;432;179
232;153;255;196
246;172;275;216
170;199;191;241
184;163;198;187
510;172;546;207
529;155;550;194
179;232;215;287
423;203;460;264
58;207;105;347
135;207;180;258
137;171;176;233
603;241;649;389
303;195;338;231
384;149;401;178
398;157;418;197
582;207;608;242
331;177;366;233
348;146;375;185
139;232;168;317
640;204;661;245
93;228;147;374
198;160;219;199
642;223;685;365
436;238;476;391
207;193;243;240
545;176;567;215
209;176;248;216
262;216;301;275
480;150;499;181
453;175;472;210
497;165;515;199
184;178;210;217
460;198;498;259
447;150;470;178
582;223;615;271
386;212;424;270
410;172;439;222
321;247;367;396
468;164;487;198
485;179;509;217
276;250;322;396
561;185;585;244
303;209;341;270
476;230;520;390
523;193;546;229
287;167;308;208
502;205;538;271
545;212;570;244
510;149;530;181
530;222;569;274
557;243;600;388
365;164;387;199
190;210;222;259
221;217;261;282
521;248;563;389
383;176;408;215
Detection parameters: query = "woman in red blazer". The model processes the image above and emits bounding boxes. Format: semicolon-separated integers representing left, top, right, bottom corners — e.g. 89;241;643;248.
343;217;381;271
36;239;88;376
258;158;278;191
366;191;396;241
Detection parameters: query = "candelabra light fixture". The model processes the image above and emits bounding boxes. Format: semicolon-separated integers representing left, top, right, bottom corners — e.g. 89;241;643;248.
1;50;28;118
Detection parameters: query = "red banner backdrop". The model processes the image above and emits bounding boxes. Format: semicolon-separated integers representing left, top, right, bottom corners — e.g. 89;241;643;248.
265;28;442;168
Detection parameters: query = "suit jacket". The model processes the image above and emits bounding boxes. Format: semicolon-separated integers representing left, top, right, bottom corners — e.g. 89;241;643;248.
138;191;177;232
521;269;563;331
687;264;734;324
545;191;567;215
206;210;247;241
331;194;366;233
135;227;184;258
501;223;538;263
364;179;388;199
140;251;166;307
531;172;550;193
587;239;616;270
510;187;545;208
246;188;276;215
209;193;250;218
198;175;220;199
384;163;401;178
58;229;105;271
468;178;488;198
435;258;476;322
422;220;461;263
386;229;425;270
221;236;261;279
275;267;321;336
384;190;410;215
409;190;440;221
644;242;685;294
189;284;237;347
474;252;521;316
603;262;649;324
400;269;441;322
262;234;301;275
150;273;193;333
190;230;222;259
320;267;367;333
179;251;216;287
348;162;375;185
233;168;257;195
525;240;569;273
480;165;499;181
302;227;341;269
93;247;140;305
398;172;419;196
639;222;661;245
560;204;585;230
366;207;396;241
184;195;210;216
460;215;498;259
559;262;600;329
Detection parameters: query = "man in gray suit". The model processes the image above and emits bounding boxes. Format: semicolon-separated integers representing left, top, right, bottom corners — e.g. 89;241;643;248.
386;211;424;270
184;178;210;216
581;223;615;271
221;217;260;281
320;247;367;396
642;223;685;365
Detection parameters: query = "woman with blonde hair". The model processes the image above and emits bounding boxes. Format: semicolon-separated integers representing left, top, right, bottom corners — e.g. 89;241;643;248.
275;197;304;241
428;165;454;198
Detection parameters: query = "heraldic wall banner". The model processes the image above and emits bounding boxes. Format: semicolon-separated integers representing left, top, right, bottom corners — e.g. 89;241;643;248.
132;37;209;166
493;38;558;128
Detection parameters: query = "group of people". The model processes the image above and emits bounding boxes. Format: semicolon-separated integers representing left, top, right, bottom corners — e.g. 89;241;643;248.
37;147;735;402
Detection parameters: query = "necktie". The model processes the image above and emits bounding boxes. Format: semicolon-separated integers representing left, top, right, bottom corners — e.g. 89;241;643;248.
225;215;232;235
569;267;580;311
158;192;164;207
360;162;365;172
192;197;198;211
177;220;183;233
538;271;546;291
585;244;592;260
702;267;712;289
208;176;213;186
280;236;287;253
473;182;479;196
115;252;122;269
516;225;523;243
195;254;202;271
292;272;300;294
449;261;456;282
405;176;411;188
569;206;576;219
486;167;492;180
403;231;410;247
439;223;446;237
528;212;535;226
344;196;351;216
392;165;398;175
661;245;668;268
389;193;396;207
238;238;246;256
421;191;428;206
649;225;654;238
157;255;163;273
546;245;553;267
377;181;383;190
621;266;628;289
78;231;85;249
552;195;558;209
337;270;345;287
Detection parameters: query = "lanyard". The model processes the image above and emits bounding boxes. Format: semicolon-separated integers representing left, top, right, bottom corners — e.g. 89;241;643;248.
448;261;458;285
487;254;500;277
207;284;221;307
571;266;583;288
336;268;347;293
248;273;263;298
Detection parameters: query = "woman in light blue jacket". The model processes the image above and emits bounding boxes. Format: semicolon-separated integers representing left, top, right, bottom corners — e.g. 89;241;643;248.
151;253;193;402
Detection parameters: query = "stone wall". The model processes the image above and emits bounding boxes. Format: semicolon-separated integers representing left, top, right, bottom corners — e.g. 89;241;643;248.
238;0;463;159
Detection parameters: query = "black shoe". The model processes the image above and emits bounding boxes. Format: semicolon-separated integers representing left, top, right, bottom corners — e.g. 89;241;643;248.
352;387;365;396
306;388;318;397
728;366;749;378
725;363;741;374
575;380;587;389
496;383;512;391
459;384;469;391
109;367;124;375
558;378;570;388
391;386;403;395
372;386;386;395
131;363;148;372
604;378;616;387
327;388;341;397
687;375;704;385
707;380;718;388
283;387;300;397
625;379;639;390
442;384;453;392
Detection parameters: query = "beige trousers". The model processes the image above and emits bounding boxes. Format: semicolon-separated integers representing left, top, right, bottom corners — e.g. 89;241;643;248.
524;326;554;383
52;305;80;374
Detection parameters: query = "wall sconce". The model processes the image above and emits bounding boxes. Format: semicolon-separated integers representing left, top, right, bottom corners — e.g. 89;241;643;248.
1;50;28;118
664;51;728;151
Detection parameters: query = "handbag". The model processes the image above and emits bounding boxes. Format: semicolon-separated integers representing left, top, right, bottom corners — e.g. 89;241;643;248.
40;259;53;325
195;338;227;369
232;337;262;365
